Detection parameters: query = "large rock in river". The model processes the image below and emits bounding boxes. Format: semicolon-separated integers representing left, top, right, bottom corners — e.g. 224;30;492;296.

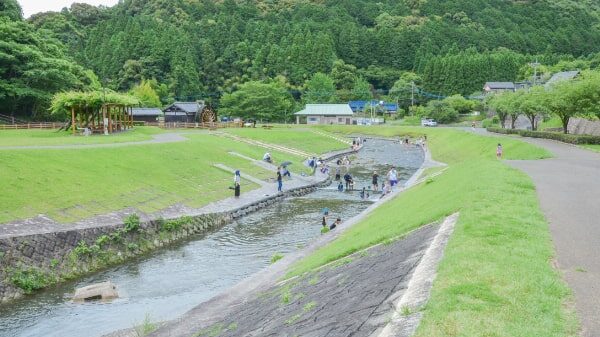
73;281;118;302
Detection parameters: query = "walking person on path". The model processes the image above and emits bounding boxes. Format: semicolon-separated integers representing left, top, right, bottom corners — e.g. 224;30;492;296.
234;170;241;198
372;171;379;192
276;167;283;192
496;143;503;159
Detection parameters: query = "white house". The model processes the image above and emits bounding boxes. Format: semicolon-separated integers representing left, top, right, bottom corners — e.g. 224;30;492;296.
294;104;354;125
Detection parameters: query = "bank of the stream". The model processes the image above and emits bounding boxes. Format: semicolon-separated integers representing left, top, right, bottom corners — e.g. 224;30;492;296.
0;138;423;337
285;126;578;336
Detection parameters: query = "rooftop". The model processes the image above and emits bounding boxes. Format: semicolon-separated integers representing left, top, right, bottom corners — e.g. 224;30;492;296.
131;108;162;116
294;104;354;116
545;71;580;87
484;82;515;90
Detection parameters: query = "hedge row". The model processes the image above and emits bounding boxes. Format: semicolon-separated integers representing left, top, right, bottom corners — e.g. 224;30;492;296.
487;127;600;145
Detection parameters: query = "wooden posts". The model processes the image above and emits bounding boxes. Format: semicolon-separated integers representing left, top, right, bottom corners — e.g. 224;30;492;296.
71;107;76;135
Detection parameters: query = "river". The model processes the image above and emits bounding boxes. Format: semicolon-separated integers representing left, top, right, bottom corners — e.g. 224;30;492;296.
0;138;423;337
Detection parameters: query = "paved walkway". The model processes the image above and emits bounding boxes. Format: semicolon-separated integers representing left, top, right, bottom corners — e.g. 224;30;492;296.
503;137;600;336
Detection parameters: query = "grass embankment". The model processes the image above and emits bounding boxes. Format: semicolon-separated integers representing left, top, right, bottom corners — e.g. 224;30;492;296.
580;144;600;152
224;127;349;155
0;129;343;224
288;125;577;336
0;127;165;147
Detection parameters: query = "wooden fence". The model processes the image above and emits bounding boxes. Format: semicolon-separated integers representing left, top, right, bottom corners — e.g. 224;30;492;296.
0;122;64;130
144;121;243;129
0;121;243;131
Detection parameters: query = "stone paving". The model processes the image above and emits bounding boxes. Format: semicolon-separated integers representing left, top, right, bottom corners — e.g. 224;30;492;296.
151;224;439;337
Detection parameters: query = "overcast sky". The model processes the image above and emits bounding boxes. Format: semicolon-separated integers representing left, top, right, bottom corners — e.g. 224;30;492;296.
19;0;119;18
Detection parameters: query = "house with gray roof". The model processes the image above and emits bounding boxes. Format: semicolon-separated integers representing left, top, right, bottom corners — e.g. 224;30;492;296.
545;71;580;88
131;107;162;123
294;104;354;125
483;82;515;94
163;101;205;123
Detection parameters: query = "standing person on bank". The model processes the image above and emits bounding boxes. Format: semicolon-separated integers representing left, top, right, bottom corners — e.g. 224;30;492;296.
276;167;283;192
234;170;241;198
497;143;503;159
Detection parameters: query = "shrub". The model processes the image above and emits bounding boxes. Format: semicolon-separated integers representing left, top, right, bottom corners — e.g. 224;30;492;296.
124;214;141;232
11;267;49;293
487;127;600;144
161;216;192;232
95;235;110;247
74;240;93;256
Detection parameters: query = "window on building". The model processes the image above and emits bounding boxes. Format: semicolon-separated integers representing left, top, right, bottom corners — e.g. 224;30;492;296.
308;117;318;122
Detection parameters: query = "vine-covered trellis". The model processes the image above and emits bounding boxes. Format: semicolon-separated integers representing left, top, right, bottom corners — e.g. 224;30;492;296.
51;91;140;135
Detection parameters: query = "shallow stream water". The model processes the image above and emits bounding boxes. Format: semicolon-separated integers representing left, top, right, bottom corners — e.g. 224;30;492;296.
0;138;423;337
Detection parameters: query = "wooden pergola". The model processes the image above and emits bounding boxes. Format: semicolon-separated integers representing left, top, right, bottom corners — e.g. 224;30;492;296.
70;104;134;135
51;90;140;136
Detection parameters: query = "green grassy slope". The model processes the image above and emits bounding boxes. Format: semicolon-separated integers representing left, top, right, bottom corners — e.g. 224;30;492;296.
288;126;577;336
0;129;342;224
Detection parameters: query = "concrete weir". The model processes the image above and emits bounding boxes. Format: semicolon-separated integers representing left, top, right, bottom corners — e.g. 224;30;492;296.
0;146;359;304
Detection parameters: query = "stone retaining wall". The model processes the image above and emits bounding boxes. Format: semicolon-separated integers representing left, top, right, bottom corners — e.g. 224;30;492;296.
568;118;600;136
0;182;328;304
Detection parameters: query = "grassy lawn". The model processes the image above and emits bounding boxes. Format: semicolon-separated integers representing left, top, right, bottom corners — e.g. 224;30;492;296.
580;144;600;152
224;127;349;155
287;126;577;336
0;133;313;224
0;127;164;147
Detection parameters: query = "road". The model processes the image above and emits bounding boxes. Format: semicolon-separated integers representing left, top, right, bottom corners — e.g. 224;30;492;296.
503;136;600;336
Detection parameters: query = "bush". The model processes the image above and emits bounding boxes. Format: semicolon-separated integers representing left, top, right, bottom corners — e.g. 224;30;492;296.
11;267;49;293
487;127;600;144
124;214;140;232
425;100;459;124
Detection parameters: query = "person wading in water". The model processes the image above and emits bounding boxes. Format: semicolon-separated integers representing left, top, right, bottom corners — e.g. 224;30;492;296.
234;170;241;198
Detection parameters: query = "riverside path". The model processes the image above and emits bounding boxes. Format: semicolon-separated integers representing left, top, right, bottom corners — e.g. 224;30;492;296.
502;136;600;337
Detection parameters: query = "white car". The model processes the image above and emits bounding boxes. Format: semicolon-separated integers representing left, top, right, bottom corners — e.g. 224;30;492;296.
421;118;438;127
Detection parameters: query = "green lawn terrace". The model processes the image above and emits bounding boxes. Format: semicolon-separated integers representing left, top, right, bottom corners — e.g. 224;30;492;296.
0;127;348;224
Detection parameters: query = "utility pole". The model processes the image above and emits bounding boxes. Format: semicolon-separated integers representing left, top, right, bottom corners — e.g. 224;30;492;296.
529;58;540;86
411;81;415;108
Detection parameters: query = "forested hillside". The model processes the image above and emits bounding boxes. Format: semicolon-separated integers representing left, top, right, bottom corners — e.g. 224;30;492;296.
4;0;600;118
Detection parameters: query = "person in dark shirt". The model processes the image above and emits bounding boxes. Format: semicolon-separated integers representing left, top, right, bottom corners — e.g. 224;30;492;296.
343;173;354;191
276;167;283;192
330;218;341;230
372;171;379;191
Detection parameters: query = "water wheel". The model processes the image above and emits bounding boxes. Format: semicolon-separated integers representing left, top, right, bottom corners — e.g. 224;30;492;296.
201;106;216;124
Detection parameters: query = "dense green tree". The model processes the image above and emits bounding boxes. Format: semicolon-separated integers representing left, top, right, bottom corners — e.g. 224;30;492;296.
350;77;372;101
444;95;476;115
0;0;22;21
130;79;162;107
0;17;88;118
330;60;357;90
219;80;294;122
425;100;458;124
303;73;337;103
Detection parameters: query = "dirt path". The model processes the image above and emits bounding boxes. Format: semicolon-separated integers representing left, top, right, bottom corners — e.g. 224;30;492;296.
487;132;600;336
